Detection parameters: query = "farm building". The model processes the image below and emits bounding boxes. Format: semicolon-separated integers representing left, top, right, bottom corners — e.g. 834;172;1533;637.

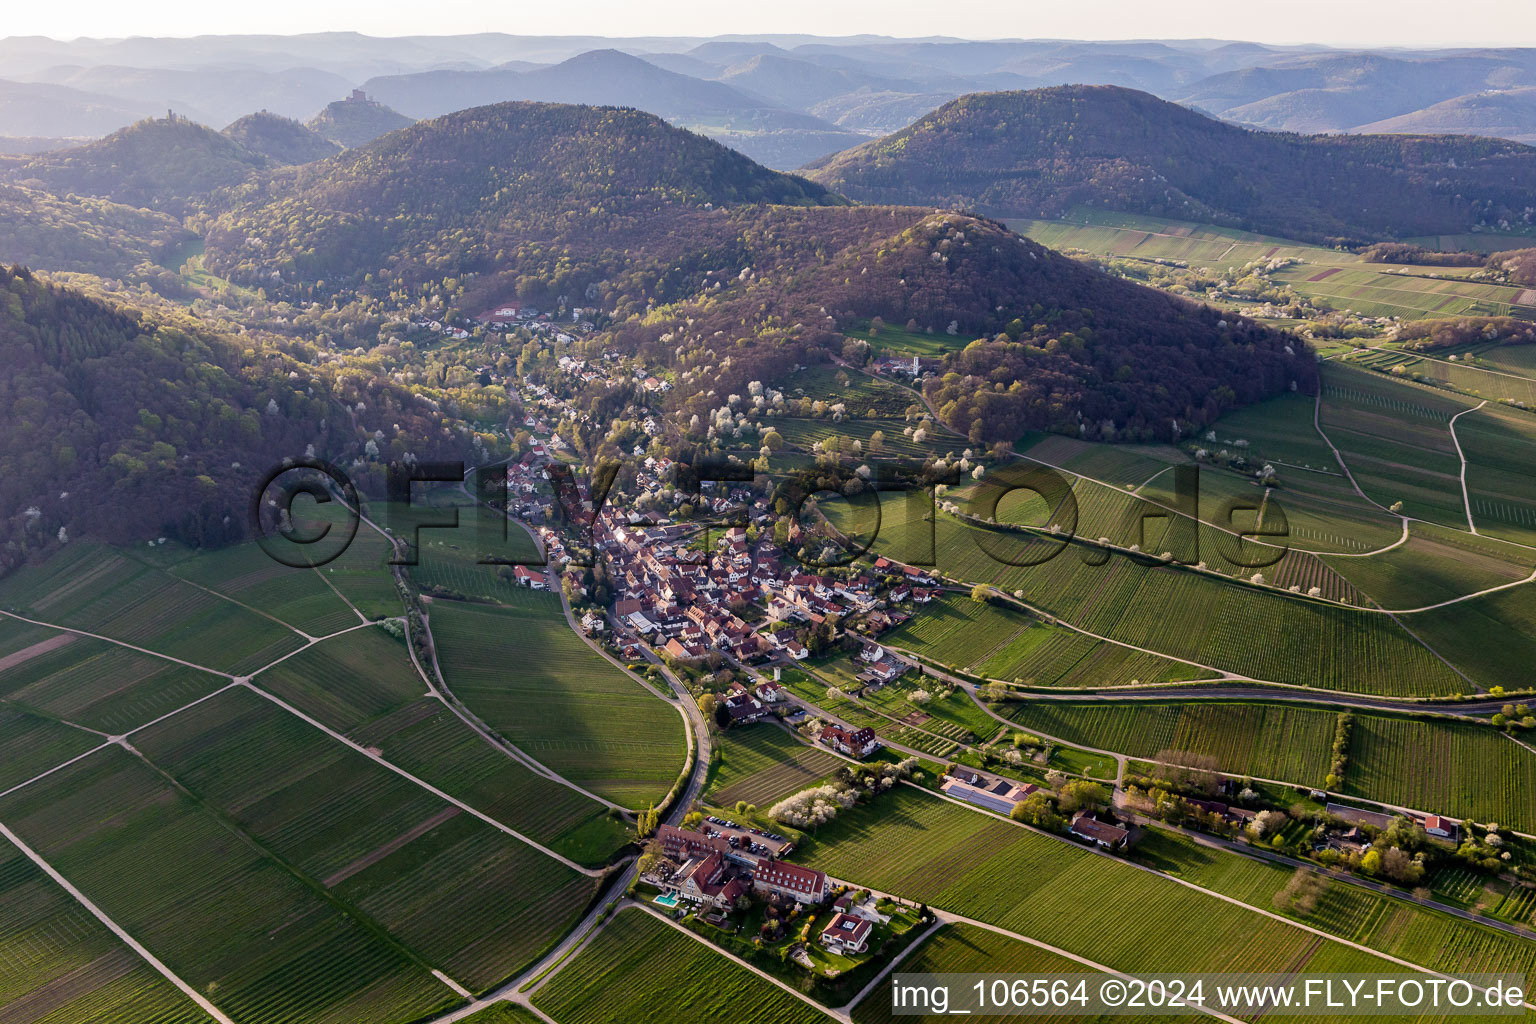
940;772;1038;815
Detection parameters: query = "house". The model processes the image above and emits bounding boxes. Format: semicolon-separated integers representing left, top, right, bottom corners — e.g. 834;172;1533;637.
1424;815;1460;842
821;724;879;759
752;859;826;904
819;912;873;954
1069;812;1130;850
658;823;732;862
722;691;767;725
674;851;749;910
513;565;548;590
832;892;887;924
752;681;785;704
940;773;1038;815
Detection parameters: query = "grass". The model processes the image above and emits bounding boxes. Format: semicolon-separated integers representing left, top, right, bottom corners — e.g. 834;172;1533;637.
0;744;459;1024
430;595;687;809
534;907;835;1024
707;725;843;808
0;831;218;1024
167;539;360;637
844;318;970;358
130;685;599;993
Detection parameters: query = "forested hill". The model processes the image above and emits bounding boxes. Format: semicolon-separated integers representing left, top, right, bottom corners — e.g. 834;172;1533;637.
223;111;342;166
203;101;841;293
0;115;268;214
0;266;482;572
805;85;1536;244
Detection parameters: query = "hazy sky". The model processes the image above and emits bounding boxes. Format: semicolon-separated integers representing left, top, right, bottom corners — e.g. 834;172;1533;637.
5;0;1532;49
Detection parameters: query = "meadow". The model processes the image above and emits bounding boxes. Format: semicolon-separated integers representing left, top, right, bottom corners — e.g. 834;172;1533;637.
535;907;834;1024
430;596;687;808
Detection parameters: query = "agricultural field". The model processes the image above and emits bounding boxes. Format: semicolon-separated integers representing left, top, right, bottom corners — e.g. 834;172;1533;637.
130;685;599;992
827;493;1463;696
167;538;361;637
1002;700;1338;785
1342;714;1536;833
533;907;834;1024
843;317;972;358
794;787;1448;984
1132;828;1536;979
851;924;1165;1024
0;745;461;1024
251;623;424;733
0;831;217;1024
707;725;843;808
0;542;304;675
429;596;687;808
0;625;226;734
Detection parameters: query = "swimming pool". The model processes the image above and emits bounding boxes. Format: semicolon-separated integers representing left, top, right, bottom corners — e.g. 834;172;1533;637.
653;893;680;908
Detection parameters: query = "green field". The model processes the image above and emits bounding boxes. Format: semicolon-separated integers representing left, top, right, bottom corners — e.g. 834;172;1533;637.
851;924;1167;1024
707;725;844;807
168;539;361;637
0;706;101;792
0;543;304;675
0;831;218;1024
1343;715;1536;832
251;624;425;733
131;685;599;992
0;745;459;1024
795;787;1448;983
1132;828;1536;979
827;493;1462;696
430;596;687;808
1004;700;1338;786
534;907;834;1024
0;624;226;734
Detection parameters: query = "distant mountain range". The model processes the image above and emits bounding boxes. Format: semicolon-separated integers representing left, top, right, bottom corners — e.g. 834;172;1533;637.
806;86;1536;243
10;35;1536;169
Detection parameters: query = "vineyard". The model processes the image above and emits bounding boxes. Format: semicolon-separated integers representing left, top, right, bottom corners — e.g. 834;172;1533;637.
533;908;835;1024
349;698;631;865
131;686;598;992
708;726;843;808
170;539;361;637
0;832;216;1024
828;493;1463;695
1133;828;1536;977
0;626;223;733
796;787;1418;982
252;624;424;733
0;746;460;1024
1343;715;1536;833
430;597;687;808
0;706;100;796
1003;700;1338;785
0;542;304;675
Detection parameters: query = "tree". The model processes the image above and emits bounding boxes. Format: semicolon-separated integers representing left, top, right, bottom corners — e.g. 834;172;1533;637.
697;693;718;718
1058;780;1108;815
